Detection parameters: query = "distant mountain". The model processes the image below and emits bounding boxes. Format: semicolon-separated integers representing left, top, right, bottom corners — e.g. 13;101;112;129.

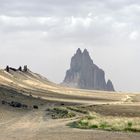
62;48;115;91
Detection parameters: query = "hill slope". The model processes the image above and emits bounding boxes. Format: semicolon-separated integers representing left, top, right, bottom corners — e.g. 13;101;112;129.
0;67;140;140
0;67;126;105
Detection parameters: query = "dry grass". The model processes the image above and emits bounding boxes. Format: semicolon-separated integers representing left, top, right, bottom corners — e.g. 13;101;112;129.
69;112;140;132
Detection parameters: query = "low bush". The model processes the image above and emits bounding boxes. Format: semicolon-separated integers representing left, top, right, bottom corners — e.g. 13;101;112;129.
67;106;88;114
47;107;76;119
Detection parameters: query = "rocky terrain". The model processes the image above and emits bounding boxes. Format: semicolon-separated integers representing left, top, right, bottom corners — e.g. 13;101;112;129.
62;48;114;91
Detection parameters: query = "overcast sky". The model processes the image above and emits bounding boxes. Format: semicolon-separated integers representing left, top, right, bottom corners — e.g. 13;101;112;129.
0;0;140;92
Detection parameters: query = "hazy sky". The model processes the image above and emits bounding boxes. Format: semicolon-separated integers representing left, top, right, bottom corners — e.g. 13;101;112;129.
0;0;140;92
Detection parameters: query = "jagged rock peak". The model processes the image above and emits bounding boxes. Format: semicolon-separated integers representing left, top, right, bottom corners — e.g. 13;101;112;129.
62;48;115;91
75;48;90;56
76;48;82;54
74;48;91;63
107;79;115;91
83;48;89;55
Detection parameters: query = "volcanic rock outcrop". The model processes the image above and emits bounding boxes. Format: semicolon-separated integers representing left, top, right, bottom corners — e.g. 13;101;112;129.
5;65;28;72
62;48;115;91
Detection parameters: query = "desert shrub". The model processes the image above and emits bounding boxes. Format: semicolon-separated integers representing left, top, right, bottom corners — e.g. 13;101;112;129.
67;106;88;114
48;107;76;119
33;105;38;109
127;122;133;128
79;119;89;126
90;124;98;129
99;122;111;130
1;100;7;105
10;101;22;108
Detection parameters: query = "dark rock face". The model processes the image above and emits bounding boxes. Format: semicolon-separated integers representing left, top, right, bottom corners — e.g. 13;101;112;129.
62;48;115;91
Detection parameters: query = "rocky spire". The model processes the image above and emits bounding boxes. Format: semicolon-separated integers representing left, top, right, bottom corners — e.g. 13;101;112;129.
23;65;28;72
5;65;9;72
76;48;82;54
106;80;115;91
62;48;115;91
18;66;22;71
83;49;89;55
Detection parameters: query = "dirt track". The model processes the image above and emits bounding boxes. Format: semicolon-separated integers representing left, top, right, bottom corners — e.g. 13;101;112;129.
0;105;140;140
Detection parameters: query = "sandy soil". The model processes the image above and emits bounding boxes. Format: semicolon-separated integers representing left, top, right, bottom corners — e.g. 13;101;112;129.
0;104;140;140
0;69;140;140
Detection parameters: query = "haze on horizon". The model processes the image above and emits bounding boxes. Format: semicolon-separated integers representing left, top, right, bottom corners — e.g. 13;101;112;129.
0;0;140;92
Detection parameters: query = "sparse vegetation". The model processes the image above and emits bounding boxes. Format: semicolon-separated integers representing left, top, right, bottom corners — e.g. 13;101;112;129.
1;100;28;109
47;107;76;119
69;113;140;132
67;106;89;114
33;105;38;109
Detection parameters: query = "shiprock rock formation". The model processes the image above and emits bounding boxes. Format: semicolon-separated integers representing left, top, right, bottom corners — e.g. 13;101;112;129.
62;48;115;91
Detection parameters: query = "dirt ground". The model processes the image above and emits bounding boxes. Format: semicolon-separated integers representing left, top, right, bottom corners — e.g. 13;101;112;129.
0;104;140;140
80;104;140;117
0;70;140;140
